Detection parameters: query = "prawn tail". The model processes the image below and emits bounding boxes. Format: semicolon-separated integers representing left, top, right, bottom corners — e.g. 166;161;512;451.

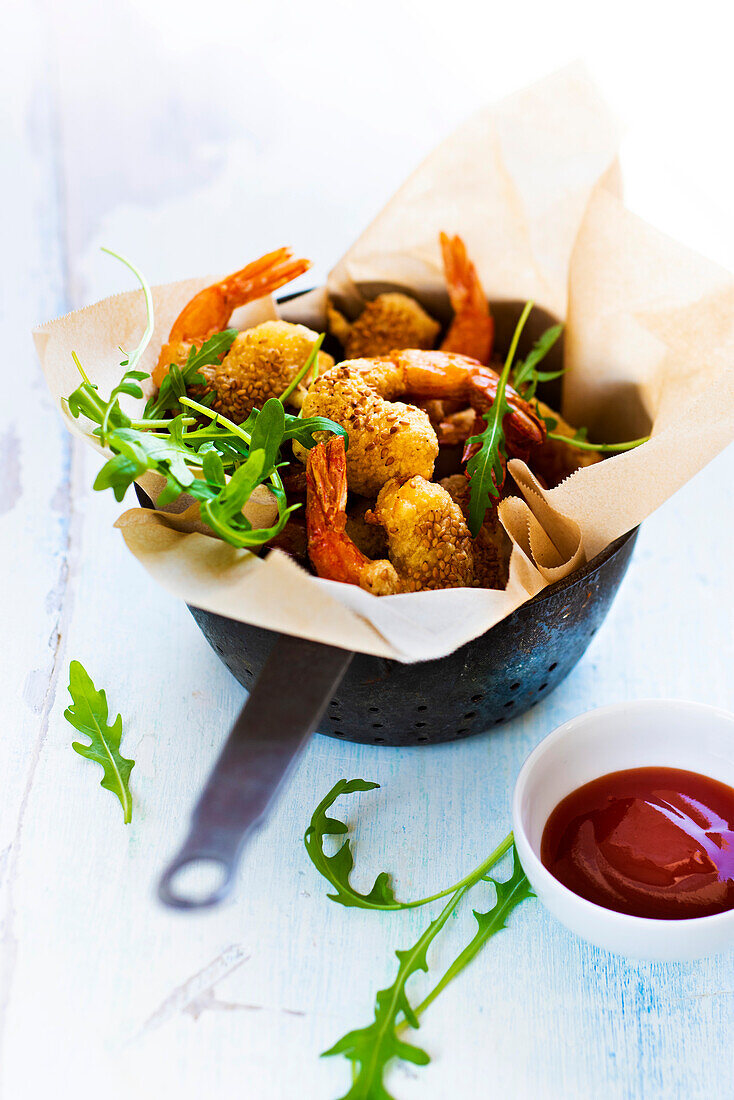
440;232;488;318
157;247;312;382
465;371;547;458
219;248;312;313
306;438;398;594
440;232;494;363
306;437;348;531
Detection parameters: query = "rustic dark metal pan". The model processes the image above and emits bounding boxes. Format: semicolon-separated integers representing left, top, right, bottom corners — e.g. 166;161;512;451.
189;526;637;748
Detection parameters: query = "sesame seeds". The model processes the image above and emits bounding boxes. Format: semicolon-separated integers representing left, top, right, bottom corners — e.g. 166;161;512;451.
202;323;332;422
371;476;475;592
342;294;441;359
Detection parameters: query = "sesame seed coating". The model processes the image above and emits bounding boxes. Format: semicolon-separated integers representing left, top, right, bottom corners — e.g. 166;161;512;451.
190;321;333;423
440;475;512;590
296;358;439;497
332;293;440;359
371;477;474;592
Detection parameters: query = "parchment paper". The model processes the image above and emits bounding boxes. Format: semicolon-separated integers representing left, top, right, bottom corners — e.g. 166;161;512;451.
33;66;734;662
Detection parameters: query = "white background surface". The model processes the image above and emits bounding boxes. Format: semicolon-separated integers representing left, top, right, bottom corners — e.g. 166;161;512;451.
3;1;734;1097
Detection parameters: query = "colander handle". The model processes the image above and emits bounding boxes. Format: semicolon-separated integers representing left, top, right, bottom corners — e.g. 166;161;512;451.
157;634;353;909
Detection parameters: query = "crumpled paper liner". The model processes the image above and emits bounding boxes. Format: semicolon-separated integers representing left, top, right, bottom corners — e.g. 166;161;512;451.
33;66;734;662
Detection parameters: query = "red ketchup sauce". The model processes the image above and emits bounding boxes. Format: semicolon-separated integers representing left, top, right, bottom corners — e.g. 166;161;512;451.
541;767;734;919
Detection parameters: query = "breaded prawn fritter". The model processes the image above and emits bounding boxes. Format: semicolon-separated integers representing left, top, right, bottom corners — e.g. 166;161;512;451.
369;476;474;592
297;350;545;499
306;440;475;596
328;293;440;359
194;321;334;423
440;474;511;590
295;358;439;497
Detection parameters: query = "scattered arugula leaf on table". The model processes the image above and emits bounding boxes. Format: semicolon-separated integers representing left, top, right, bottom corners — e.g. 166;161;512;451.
397;849;534;1028
64;661;135;824
308;778;533;1099
305;779;401;909
304;779;514;911
322;888;466;1099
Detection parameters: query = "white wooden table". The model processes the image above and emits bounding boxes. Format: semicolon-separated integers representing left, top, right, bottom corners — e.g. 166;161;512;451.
4;3;734;1097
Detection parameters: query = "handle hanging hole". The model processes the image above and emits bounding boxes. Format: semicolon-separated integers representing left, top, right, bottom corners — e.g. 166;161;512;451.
158;856;232;910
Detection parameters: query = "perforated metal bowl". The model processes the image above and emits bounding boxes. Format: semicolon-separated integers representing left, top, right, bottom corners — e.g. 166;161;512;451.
189;527;637;746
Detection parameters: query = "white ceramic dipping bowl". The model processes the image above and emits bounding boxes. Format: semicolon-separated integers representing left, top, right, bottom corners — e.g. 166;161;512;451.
512;699;734;961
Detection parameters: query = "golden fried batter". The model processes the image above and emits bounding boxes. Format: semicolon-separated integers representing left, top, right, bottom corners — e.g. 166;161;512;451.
296;358;439;496
440;474;511;590
370;477;474;592
329;293;440;359
194;321;334;423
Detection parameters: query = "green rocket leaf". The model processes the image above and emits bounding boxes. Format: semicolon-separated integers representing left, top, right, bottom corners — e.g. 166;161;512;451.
466;301;534;535
64;661;135;824
322;889;463;1099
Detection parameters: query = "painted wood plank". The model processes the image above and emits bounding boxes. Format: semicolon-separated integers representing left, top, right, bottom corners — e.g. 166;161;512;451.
0;0;73;1084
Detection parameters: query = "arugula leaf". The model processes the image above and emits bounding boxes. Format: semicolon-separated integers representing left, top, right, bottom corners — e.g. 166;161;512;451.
101;248;154;368
242;405;348;451
305;780;514;911
249;397;286;473
93;405;298;547
202;449;226;488
305;780;400;909
98;367;149;443
322;888;465;1099
538;408;559;433
466;301;534;536
199;449;297;548
402;849;534;1025
512;323;564;400
309;779;531;1098
97;250;155;442
94;420;200;501
284;413;349;450
64;661;135;824
510;323;648;454
66;352;140;435
63;255;345;553
548;430;649;453
143;329;237;420
465;390;511;536
323;844;532;1099
67;248;153;441
278;332;324;403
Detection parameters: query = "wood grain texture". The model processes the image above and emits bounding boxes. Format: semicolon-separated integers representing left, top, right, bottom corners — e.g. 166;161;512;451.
3;1;734;1097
